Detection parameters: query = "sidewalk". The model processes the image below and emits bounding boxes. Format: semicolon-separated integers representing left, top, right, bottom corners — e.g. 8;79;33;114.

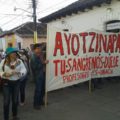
0;80;120;120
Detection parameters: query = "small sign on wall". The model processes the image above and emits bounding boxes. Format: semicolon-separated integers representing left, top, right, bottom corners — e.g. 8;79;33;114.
106;20;120;33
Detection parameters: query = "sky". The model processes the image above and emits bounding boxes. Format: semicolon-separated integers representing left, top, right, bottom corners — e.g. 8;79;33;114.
0;0;77;31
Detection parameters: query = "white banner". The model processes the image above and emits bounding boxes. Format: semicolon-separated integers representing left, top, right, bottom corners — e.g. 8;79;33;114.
46;28;120;92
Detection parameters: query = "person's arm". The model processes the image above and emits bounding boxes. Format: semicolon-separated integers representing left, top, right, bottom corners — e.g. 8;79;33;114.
0;59;13;78
40;53;49;65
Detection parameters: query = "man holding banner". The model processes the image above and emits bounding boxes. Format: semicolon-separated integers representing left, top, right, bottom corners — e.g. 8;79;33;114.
30;44;48;110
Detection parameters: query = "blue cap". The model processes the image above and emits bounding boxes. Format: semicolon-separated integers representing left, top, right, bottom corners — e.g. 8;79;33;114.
5;47;18;56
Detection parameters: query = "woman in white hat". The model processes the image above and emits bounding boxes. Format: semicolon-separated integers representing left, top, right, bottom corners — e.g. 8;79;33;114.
0;47;27;120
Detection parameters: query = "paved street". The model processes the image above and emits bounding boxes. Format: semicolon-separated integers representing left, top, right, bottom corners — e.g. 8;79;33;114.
0;79;120;120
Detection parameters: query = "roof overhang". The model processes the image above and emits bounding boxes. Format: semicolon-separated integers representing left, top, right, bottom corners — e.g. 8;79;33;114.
39;0;112;23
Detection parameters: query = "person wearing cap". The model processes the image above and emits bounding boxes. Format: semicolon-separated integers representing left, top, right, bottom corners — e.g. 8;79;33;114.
0;47;27;120
30;44;48;110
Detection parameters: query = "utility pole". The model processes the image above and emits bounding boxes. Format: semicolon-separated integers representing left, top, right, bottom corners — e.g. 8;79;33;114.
32;0;38;43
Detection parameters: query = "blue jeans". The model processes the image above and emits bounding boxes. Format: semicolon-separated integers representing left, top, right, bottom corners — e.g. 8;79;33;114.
34;71;45;107
20;75;28;103
3;80;20;120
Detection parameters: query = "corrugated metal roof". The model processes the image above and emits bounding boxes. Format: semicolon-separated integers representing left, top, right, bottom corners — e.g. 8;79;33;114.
0;22;47;38
39;0;112;23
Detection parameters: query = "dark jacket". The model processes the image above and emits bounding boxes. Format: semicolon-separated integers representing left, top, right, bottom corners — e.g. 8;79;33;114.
30;53;44;77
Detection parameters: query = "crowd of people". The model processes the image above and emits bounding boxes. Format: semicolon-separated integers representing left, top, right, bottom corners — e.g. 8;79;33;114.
0;43;48;120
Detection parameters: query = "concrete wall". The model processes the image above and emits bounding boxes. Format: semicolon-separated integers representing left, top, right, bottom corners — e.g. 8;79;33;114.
22;37;46;49
48;0;120;32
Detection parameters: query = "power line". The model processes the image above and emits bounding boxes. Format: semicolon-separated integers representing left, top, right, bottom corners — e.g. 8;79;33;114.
11;17;33;32
1;16;31;30
0;12;25;27
0;16;9;21
1;16;20;27
0;0;77;30
0;13;28;17
12;0;29;7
